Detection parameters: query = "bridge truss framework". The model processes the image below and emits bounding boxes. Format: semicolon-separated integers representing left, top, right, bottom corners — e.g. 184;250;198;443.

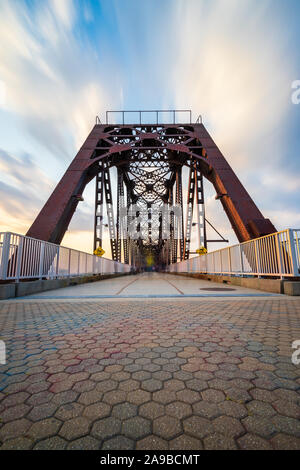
26;111;276;269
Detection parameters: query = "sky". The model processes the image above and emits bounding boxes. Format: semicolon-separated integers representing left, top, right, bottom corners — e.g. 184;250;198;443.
0;0;299;256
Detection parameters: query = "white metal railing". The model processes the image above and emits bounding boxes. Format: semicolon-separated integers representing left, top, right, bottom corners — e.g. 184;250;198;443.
0;232;131;281
167;229;300;278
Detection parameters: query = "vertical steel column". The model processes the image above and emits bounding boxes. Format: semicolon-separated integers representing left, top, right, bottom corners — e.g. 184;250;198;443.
169;185;175;264
103;165;118;261
183;163;196;260
175;167;184;261
94;164;104;252
148;204;152;245
195;164;207;250
116;169;124;262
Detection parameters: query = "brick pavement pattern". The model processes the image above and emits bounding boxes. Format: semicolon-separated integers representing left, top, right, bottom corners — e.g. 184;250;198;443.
0;298;300;450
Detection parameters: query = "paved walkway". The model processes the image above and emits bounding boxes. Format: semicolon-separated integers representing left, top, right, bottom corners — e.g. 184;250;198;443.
19;272;280;299
0;274;300;450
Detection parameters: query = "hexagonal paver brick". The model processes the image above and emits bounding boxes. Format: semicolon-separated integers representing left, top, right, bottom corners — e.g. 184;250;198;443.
127;390;151;405
132;371;151;381
33;436;67;450
212;415;244;438
95;380;118;393
67;436;100;450
272;399;300;419
112;402;137;420
103;390;127;405
169;434;203;450
72;380;95;393
153;415;182;440
27;391;53;406
225;387;251;403
55;402;84;421
166;401;192;420
201;389;225;403
270;433;300;450
90;371;110;382
0;418;32;442
274;388;299;402
193;401;220;419
164;379;185;392
153;370;172;381
143;363;161;373
0;404;31;423
204;432;238;450
237;433;273;450
28;418;62;440
119;379;140;392
83;402;111;420
92;417;121;440
59;417;91;441
52;390;78;405
218;400;248;419
141;379;163;392
139;401;165;420
271;415;300;437
78;390;103;406
111;372;131;382
1;391;29;407
246;400;276;418
250;388;277;403
208;379;231;392
27;402;58;422
242;416;277;438
102;436;134;450
122;416;151;440
136;435;168;450
0;437;33;450
176;389;200;404
183;416;213;438
152;389;177;405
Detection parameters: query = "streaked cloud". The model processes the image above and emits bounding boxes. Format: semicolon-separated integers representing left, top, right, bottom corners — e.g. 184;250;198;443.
0;0;120;158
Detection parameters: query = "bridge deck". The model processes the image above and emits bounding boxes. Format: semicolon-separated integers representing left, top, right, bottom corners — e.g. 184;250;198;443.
0;275;299;450
19;273;279;300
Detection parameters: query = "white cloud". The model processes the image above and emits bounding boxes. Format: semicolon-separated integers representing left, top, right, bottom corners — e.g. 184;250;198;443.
170;0;293;173
0;0;119;159
50;0;75;30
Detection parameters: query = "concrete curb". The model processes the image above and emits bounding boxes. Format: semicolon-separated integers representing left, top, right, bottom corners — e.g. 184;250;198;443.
0;273;128;300
169;272;300;296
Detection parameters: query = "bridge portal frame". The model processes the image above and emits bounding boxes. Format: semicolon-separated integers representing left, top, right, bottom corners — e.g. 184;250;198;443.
26;121;276;264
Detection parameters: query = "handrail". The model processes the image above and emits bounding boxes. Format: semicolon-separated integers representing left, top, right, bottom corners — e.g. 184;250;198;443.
106;109;192;125
167;229;300;278
95;111;204;125
0;232;131;281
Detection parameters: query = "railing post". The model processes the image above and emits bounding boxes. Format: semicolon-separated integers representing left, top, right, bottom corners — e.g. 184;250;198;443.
56;246;60;279
288;229;299;276
15;237;23;282
239;244;244;275
38;241;45;280
0;232;11;280
92;254;95;275
275;233;284;278
68;249;71;277
254;239;261;277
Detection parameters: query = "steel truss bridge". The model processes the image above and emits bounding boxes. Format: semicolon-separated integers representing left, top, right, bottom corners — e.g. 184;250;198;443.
25;110;277;271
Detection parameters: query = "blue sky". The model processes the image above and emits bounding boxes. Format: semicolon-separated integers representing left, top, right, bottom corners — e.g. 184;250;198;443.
0;0;299;253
